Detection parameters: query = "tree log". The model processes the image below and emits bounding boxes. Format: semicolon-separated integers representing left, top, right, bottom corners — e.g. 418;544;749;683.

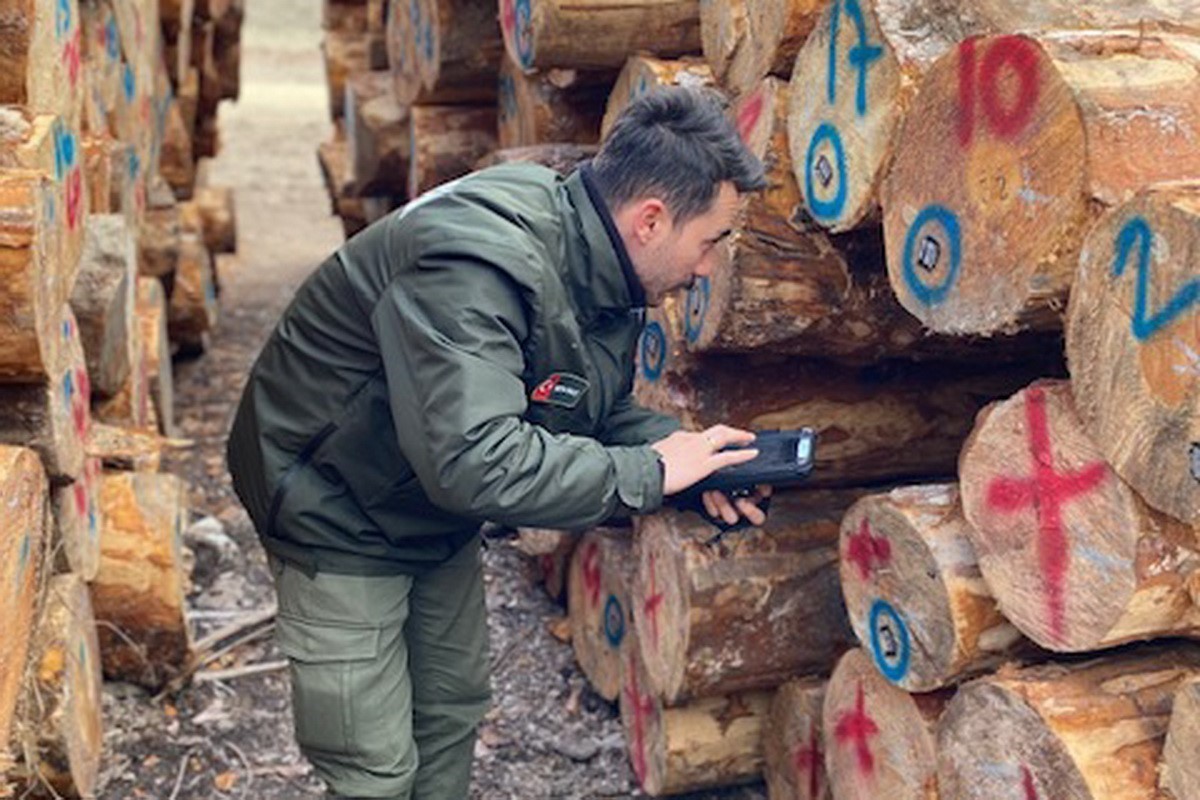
167;232;217;352
86;421;165;472
71;213;136;398
177;65;199;137
323;0;368;32
633;303;1066;487
407;105;497;197
8;573;103;799
137;194;181;278
159;100;196;199
525;528;575;604
499;0;700;73
346;70;409;196
475;142;597;174
91;470;190;688
80;0;124;138
702;0;823;99
81;135;116;215
600;55;713;140
388;0;501;106
0;307;89;481
192;184;236;254
0;169;65;383
1066;185;1200;526
1162;676;1200;800
317;132;353;212
839;483;1028;693
632;492;858;703
568;527;633;702
0;109;88;303
936;645;1200;800
824;648;949;800
323;30;385;120
137;276;173;436
0;446;48;764
620;647;770;796
51;457;101;580
497;59;608;149
883;30;1200;335
959;379;1200;652
763;677;829;800
0;0;85;126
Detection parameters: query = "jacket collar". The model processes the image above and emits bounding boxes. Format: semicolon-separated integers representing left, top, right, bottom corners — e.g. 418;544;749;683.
561;163;647;316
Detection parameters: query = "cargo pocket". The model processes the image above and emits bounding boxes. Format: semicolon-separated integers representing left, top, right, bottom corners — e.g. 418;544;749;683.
275;615;381;757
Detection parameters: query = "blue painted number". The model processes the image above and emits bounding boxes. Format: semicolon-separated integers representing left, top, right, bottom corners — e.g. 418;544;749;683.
1112;216;1200;342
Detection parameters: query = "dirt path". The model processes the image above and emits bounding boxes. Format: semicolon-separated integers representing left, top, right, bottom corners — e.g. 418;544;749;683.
94;2;768;797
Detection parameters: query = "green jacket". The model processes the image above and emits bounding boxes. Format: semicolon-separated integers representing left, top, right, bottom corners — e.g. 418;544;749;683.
226;163;681;574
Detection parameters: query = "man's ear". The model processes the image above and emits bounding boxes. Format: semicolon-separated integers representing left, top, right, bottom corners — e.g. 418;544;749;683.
630;198;669;245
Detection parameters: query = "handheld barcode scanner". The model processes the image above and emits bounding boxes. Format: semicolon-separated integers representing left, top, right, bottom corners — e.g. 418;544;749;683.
671;428;818;539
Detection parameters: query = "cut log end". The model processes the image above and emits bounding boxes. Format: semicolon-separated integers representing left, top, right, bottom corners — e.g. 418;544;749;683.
763;677;829;800
567;528;633;702
600;56;714;141
1163;677;1200;800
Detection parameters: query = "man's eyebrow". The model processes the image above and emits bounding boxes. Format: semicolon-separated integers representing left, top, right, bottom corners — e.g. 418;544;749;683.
710;229;733;244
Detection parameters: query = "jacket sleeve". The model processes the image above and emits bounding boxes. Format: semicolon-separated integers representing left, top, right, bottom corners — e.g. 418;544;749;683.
596;393;682;447
371;249;665;529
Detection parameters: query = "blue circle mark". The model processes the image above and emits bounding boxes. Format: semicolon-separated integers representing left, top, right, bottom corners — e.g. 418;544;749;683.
805;122;848;222
105;18;120;61
514;0;534;69
88;507;98;537
122;64;135;101
603;594;625;648
63;370;74;402
56;0;71;38
902;204;962;307
61;319;70;339
684;277;710;344
868;598;911;683
640;321;666;382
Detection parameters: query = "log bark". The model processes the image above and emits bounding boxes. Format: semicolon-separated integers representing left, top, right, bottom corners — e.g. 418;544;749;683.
633;301;1066;487
1065;185;1200;526
937;645;1200;800
317;133;353;211
177;65;199;136
92;470;190;688
475;142;597;174
0;169;64;383
86;421;165;472
702;0;824;99
0;0;85;126
0;307;89;480
620;647;770;796
71;213;136;398
839;483;1028;693
407;105;497;197
883;30;1200;335
167;232;217;352
763;677;829;800
1163;676;1200;800
0;109;88;304
497;59;608;149
346;70;409;196
500;0;701;73
824;648;949;800
0;446;48;763
632;492;858;703
193;184;236;253
8;573;103;799
51;457;101;580
388;0;501;106
959;379;1200;652
600;55;713;140
568;527;633;702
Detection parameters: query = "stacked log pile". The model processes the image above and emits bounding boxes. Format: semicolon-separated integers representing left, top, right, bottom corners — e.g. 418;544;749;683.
306;0;1200;796
0;0;242;793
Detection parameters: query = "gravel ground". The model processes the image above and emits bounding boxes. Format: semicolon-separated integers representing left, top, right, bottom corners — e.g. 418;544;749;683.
92;2;769;798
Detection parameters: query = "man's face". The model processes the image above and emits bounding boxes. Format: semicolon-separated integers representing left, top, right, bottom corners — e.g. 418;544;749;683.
623;182;740;306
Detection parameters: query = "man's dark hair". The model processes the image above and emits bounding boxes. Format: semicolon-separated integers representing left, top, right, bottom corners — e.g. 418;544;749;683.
591;86;767;223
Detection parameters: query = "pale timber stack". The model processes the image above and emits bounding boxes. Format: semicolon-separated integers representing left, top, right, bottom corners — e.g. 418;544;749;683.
302;1;1200;797
0;0;244;789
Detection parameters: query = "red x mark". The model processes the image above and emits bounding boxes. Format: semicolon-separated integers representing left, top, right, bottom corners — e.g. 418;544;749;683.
642;553;665;648
624;654;655;786
846;519;891;580
834;682;879;776
986;387;1108;643
791;727;824;798
581;541;601;608
1022;766;1038;800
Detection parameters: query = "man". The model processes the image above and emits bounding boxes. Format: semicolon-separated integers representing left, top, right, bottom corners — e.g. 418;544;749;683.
227;87;768;799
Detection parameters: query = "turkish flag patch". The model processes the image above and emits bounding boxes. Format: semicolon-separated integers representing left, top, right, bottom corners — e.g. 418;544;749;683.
530;372;589;409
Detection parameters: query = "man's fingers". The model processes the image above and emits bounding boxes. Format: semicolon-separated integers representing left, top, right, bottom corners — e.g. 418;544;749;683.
702;425;756;449
735;497;766;526
713;448;758;469
702;491;719;518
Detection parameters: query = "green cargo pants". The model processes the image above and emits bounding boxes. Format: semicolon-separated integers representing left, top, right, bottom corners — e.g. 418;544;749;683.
269;536;490;799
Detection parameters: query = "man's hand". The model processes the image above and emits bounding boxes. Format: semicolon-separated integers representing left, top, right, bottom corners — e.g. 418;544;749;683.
651;425;759;495
702;484;772;526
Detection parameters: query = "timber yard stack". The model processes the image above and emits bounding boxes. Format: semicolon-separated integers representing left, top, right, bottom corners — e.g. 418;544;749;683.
316;0;1200;797
0;0;241;795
